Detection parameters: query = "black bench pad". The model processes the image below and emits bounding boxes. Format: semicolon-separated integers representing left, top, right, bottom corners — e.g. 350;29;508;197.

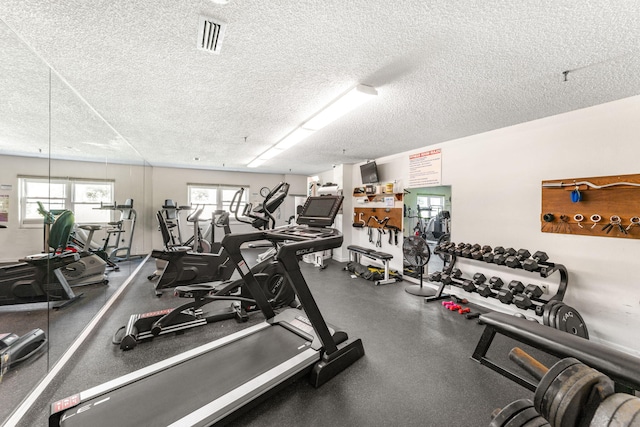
347;245;392;260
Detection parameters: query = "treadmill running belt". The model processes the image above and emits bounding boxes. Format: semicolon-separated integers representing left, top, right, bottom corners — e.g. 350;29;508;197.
60;326;313;427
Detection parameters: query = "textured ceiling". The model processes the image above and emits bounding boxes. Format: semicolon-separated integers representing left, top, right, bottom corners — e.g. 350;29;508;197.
1;1;640;175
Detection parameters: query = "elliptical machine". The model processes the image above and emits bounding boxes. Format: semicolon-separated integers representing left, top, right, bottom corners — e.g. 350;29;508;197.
114;183;295;349
151;182;290;295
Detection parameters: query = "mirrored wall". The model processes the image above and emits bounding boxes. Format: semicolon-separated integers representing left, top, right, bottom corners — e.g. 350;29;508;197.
404;185;452;273
0;18;150;424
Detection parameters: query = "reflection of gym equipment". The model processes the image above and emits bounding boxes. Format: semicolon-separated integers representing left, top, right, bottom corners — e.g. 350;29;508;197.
98;199;137;261
151;183;289;294
34;209;108;287
0;329;47;381
0;251;82;308
50;195;364;427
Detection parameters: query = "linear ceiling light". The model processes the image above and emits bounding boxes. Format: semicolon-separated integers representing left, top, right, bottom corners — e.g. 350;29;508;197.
247;84;377;168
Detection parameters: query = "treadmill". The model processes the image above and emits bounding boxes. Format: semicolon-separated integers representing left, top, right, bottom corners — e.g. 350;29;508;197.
50;195;365;427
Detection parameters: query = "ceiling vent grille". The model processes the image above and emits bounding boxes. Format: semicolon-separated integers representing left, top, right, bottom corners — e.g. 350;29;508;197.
197;15;226;54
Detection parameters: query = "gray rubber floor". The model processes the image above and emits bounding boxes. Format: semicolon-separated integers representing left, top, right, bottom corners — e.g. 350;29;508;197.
4;253;553;427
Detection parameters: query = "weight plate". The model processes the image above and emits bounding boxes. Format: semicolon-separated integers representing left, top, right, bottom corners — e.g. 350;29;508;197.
543;363;592;423
589;393;638;427
491;399;534;427
521;416;550;427
505;406;541;427
543;300;560;327
534;358;583;418
553;369;613;427
609;395;640;427
555;303;589;339
549;301;564;330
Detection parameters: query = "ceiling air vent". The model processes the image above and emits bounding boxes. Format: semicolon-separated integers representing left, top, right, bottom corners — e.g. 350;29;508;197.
197;15;226;54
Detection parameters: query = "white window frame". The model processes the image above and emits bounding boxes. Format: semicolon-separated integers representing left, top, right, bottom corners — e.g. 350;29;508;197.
19;176;115;228
416;194;445;219
186;183;249;225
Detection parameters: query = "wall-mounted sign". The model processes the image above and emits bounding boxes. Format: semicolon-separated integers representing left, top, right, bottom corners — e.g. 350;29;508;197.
409;149;441;187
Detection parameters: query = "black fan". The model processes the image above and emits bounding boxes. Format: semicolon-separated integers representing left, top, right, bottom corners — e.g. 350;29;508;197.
403;235;435;296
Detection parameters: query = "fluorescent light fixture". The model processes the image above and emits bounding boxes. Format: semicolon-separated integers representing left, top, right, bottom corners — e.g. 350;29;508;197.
302;84;378;131
247;158;266;168
246;83;377;167
275;128;315;150
259;147;285;160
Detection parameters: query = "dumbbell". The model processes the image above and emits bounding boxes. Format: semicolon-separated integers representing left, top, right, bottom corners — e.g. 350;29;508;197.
523;251;550;272
476;276;503;298
497;280;525;304
513;284;543;309
494;248;516;265
454;243;471;256
436;241;455;254
428;271;443;282
461;279;477;293
506;347;618;427
505;249;531;268
483;246;504;263
462;243;481;258
448;242;464;254
472;245;492;260
440;268;463;285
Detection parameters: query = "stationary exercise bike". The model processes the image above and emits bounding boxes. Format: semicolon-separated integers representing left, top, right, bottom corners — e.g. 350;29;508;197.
151;182;290;295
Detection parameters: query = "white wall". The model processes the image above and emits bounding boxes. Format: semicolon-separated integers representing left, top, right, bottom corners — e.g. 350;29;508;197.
341;94;640;354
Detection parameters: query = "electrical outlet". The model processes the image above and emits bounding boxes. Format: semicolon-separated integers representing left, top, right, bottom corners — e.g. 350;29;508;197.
540;284;548;294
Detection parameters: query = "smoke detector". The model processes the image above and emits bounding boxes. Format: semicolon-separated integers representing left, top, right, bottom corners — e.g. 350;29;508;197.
197;15;226;54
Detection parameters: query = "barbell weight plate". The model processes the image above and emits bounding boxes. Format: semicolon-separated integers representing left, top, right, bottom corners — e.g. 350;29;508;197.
505;406;541;427
555;303;589;339
490;399;534;427
549;301;564;330
609;395;640;427
534;358;582;416
553;369;614;427
521;416;550;427
589;393;639;427
543;300;560;327
542;363;593;423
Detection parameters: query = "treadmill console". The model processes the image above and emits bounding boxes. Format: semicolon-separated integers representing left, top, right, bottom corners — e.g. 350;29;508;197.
296;195;343;228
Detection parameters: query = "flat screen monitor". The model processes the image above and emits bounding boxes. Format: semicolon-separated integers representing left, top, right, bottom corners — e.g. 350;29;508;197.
360;161;379;184
297;195;343;227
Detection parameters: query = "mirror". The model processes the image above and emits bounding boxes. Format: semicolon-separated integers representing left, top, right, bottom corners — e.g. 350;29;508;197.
403;185;452;273
0;18;150;424
0;18;52;423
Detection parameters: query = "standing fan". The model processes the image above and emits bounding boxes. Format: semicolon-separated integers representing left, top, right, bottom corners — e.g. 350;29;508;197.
403;235;436;296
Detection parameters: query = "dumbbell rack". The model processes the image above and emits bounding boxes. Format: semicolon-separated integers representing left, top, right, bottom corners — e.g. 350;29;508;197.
427;243;569;321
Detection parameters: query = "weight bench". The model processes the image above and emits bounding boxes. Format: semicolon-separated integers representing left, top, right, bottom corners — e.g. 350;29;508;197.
346;245;398;286
472;312;640;394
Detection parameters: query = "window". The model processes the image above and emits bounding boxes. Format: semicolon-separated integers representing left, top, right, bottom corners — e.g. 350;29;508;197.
187;184;248;223
19;176;114;227
416;195;445;219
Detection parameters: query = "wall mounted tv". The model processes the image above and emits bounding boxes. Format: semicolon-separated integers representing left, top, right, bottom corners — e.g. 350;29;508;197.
360;161;379;184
